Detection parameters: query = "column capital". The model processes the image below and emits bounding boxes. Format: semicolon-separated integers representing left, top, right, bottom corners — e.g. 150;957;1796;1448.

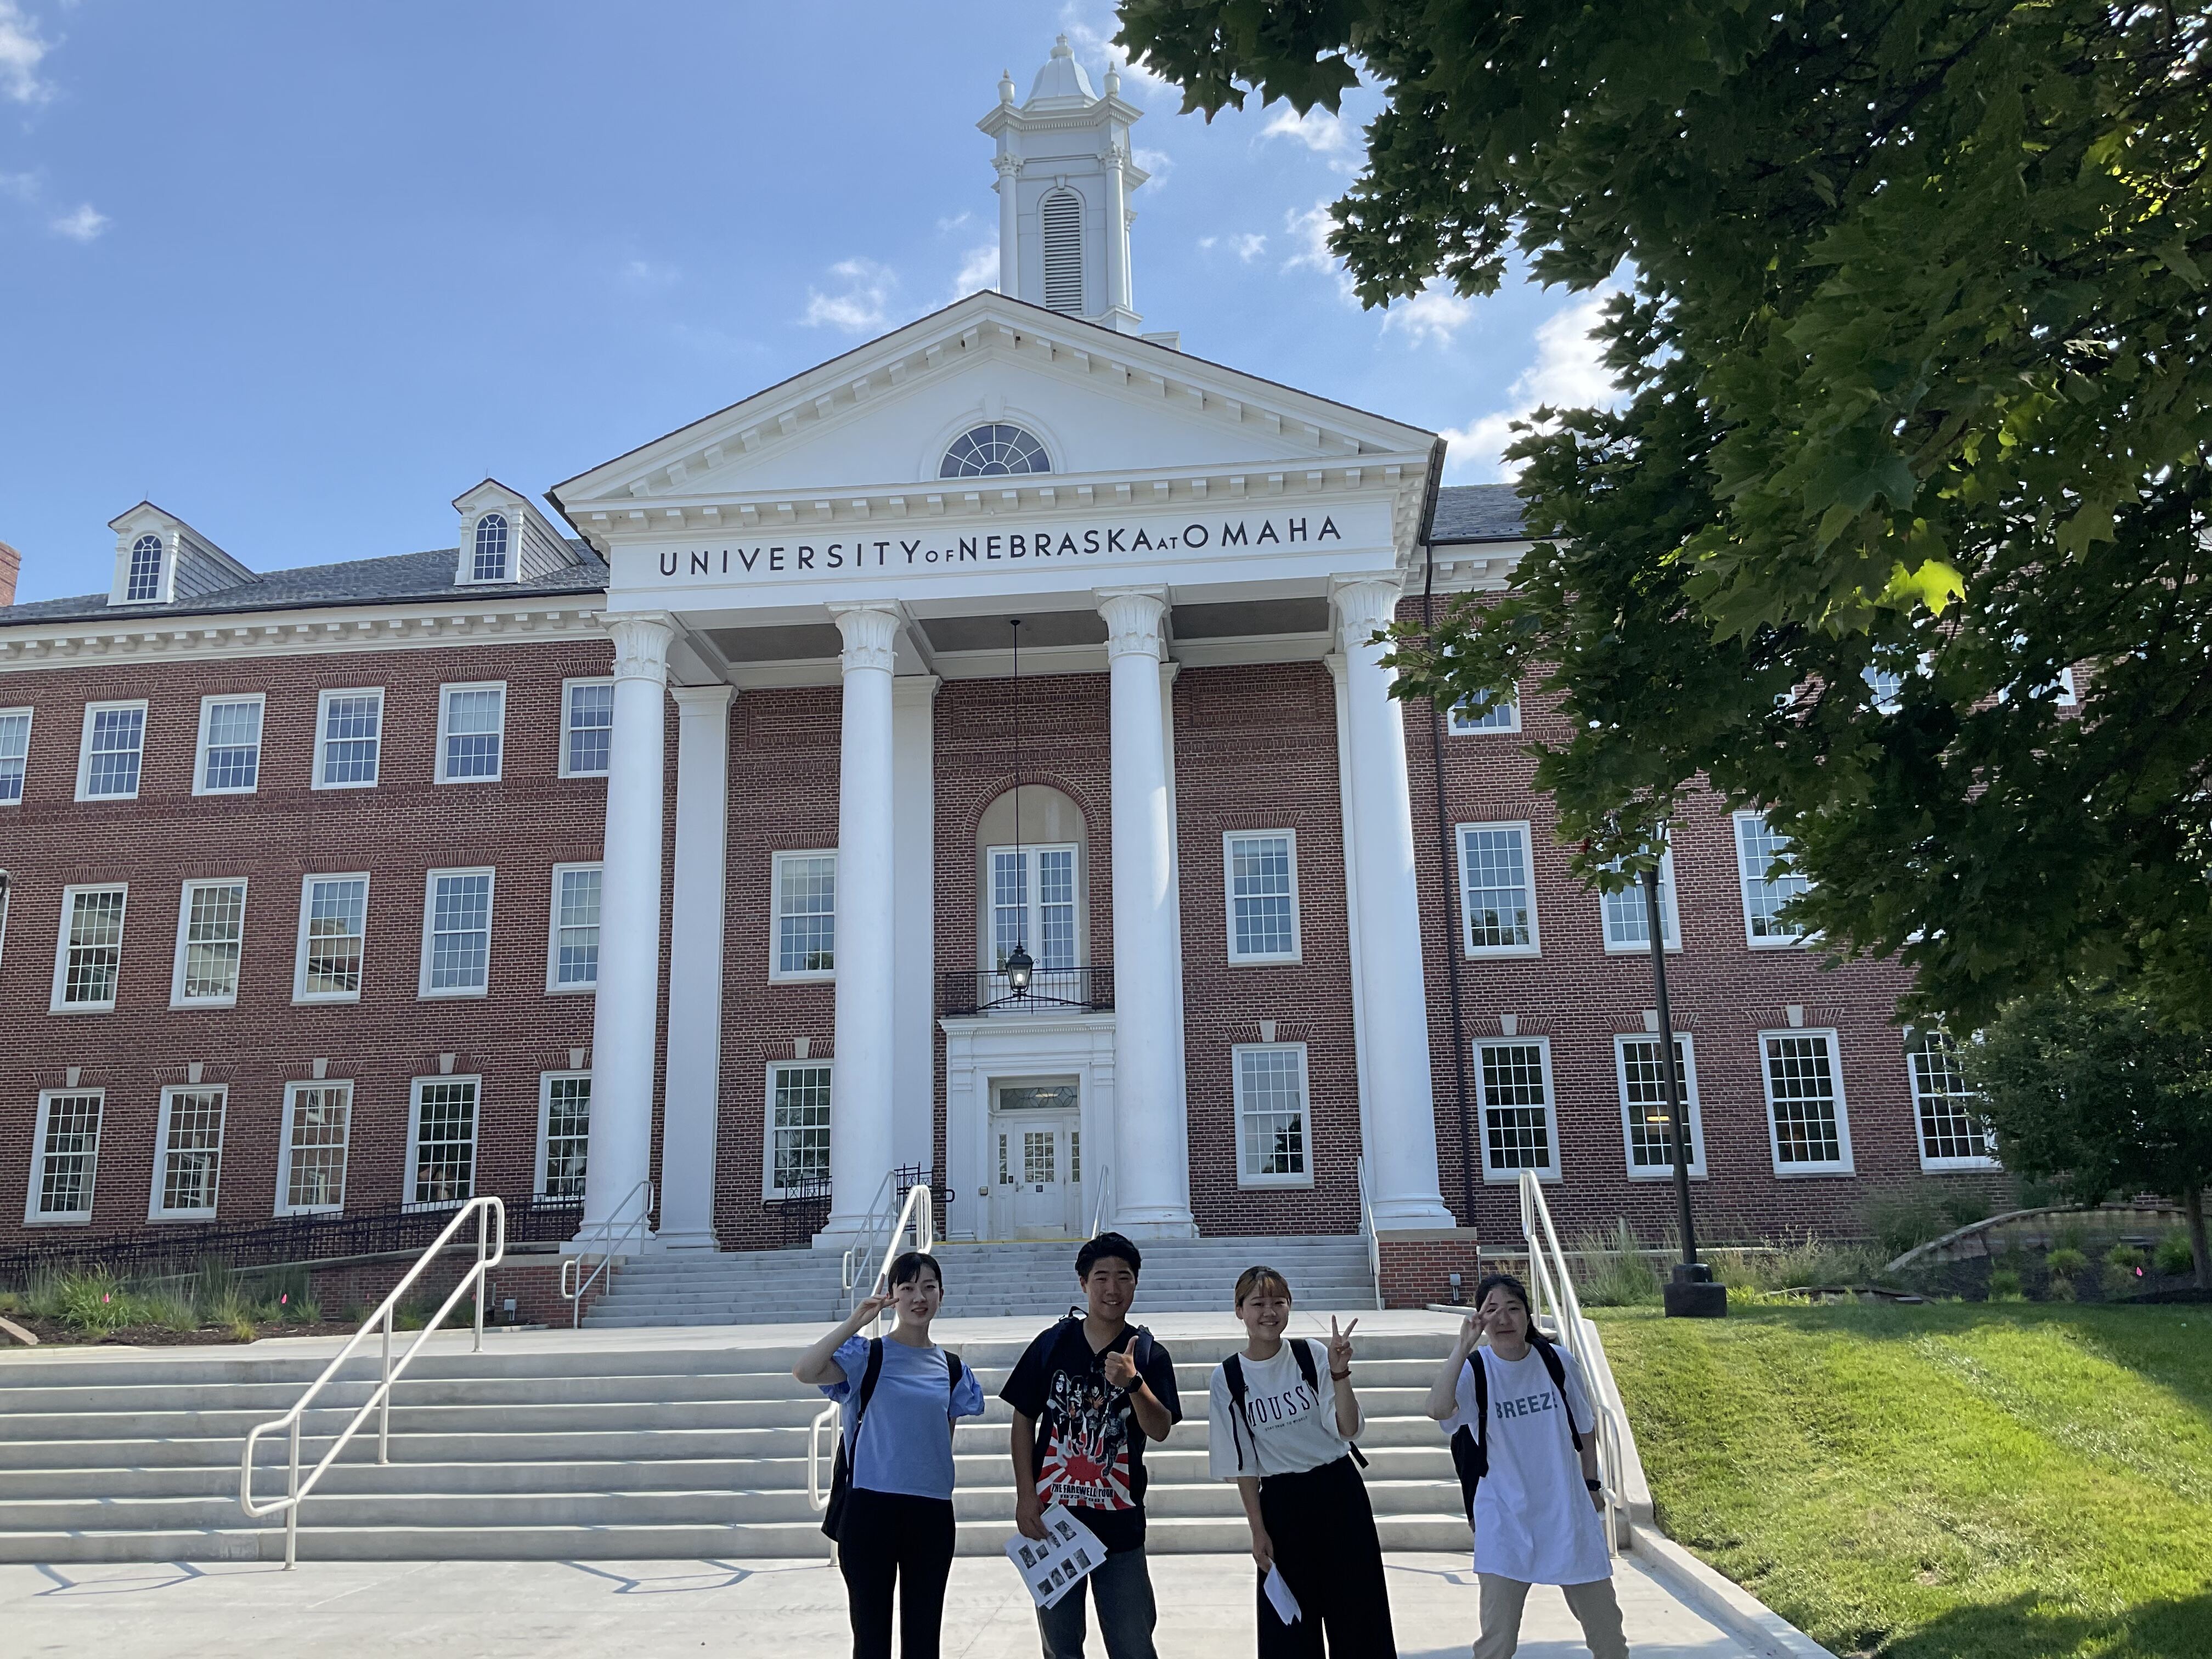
1096;588;1169;661
830;603;901;674
993;152;1025;179
606;613;675;682
669;682;734;712
1330;575;1404;646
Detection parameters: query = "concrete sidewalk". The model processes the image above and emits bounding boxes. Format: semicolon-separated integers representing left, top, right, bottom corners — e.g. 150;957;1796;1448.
1;1551;1750;1657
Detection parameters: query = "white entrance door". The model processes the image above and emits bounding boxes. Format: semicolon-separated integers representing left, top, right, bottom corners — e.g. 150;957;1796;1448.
990;1079;1083;1238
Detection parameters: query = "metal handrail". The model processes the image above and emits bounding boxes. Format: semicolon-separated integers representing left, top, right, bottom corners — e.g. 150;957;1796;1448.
1355;1156;1384;1312
239;1195;505;1567
1516;1170;1630;1552
812;1176;938;1516
838;1166;901;1315
560;1178;654;1327
1089;1165;1113;1239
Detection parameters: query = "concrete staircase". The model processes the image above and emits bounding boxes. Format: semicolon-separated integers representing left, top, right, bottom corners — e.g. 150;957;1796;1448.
0;1324;1465;1564
585;1236;1379;1327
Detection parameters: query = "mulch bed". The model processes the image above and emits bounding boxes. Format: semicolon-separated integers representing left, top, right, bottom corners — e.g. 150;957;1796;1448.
2;1316;367;1348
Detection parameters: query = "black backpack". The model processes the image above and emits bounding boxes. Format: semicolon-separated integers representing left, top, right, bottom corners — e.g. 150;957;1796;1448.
821;1338;966;1539
1219;1340;1368;1473
1448;1336;1581;1523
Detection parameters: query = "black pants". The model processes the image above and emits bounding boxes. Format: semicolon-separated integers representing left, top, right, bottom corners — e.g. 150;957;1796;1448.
1255;1455;1397;1659
837;1487;957;1659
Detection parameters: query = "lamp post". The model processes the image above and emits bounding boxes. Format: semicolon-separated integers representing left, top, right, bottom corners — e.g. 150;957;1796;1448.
1645;862;1725;1318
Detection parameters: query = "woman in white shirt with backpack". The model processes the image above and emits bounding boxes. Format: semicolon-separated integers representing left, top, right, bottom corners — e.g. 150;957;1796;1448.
1207;1265;1397;1657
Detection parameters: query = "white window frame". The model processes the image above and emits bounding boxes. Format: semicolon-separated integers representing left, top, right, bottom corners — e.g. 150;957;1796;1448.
1457;821;1542;957
314;687;385;791
558;678;616;779
546;862;603;994
275;1080;353;1215
50;882;128;1013
1448;684;1522;734
1475;1036;1562;1182
148;1084;228;1221
762;1059;835;1199
536;1070;592;1199
1223;830;1303;965
25;1088;104;1224
170;877;249;1008
1759;1028;1855;1176
465;512;511;584
407;1074;482;1209
1907;1030;1998;1171
0;868;12;975
1600;846;1681;955
435;681;507;785
193;692;266;796
419;867;496;999
75;699;148;802
1613;1032;1706;1179
1735;811;1810;948
770;850;838;983
293;872;370;1003
0;706;32;806
1232;1041;1314;1188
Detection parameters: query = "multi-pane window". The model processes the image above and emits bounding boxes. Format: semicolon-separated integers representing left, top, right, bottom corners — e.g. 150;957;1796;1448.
1600;846;1679;952
27;1091;103;1222
1862;665;1904;714
195;696;263;793
53;884;127;1011
1458;823;1538;954
773;853;836;978
421;870;494;996
151;1086;226;1218
125;533;164;601
767;1062;832;1195
437;684;506;783
1735;812;1810;944
77;702;146;800
0;708;30;805
173;879;247;1006
471;513;510;582
539;1073;590;1198
1449;686;1521;733
296;874;369;1000
1909;1031;1994;1168
1762;1031;1853;1173
562;680;614;777
1616;1035;1704;1177
1234;1044;1311;1184
409;1077;479;1205
988;845;1078;979
1477;1040;1558;1178
1226;833;1300;962
278;1082;351;1214
317;690;384;788
549;864;602;991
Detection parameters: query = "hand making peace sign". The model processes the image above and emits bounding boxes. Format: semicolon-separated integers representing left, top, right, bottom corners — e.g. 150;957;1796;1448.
1327;1315;1358;1379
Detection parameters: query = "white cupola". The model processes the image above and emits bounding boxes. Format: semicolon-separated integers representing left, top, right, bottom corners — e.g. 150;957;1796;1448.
978;36;1149;334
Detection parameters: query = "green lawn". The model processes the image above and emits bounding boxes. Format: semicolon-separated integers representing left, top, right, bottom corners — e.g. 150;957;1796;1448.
1593;1302;2212;1659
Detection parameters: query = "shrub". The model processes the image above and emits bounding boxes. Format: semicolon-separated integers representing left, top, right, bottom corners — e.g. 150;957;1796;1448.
1940;1193;1993;1232
1864;1190;1949;1259
2046;1246;2091;1277
227;1314;258;1344
2154;1231;2196;1277
2053;1218;2092;1255
1987;1267;2025;1301
2049;1273;2080;1301
1709;1234;1889;1293
1575;1221;1663;1306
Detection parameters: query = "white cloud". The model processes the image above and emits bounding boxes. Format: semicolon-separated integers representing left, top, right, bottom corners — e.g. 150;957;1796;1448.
0;1;53;105
1260;104;1359;173
1282;202;1345;282
936;210;974;235
1381;286;1476;347
1056;4;1174;98
0;168;36;200
952;238;1000;299
49;201;104;241
1441;286;1623;481
1132;146;1172;187
1200;232;1267;263
802;257;898;334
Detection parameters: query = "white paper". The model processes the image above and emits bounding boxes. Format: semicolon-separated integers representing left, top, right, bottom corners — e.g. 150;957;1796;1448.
1263;1565;1302;1625
1004;1504;1105;1610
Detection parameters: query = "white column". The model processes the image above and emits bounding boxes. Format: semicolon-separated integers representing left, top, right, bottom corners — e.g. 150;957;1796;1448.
1103;145;1133;326
580;614;672;1242
657;684;732;1251
820;603;901;1244
1333;579;1455;1229
890;676;938;1175
1098;589;1195;1238
994;154;1023;295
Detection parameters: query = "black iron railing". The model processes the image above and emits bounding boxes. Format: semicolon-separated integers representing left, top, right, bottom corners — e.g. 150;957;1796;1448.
939;966;1113;1017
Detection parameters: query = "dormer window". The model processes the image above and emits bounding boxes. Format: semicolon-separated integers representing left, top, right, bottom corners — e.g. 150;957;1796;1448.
124;535;165;602
470;514;510;583
940;424;1051;478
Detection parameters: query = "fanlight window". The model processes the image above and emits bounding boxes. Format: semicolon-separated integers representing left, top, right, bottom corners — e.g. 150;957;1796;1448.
472;514;510;582
939;424;1049;478
125;534;164;602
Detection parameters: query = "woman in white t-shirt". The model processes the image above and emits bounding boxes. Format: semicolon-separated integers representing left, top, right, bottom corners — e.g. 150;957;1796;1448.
1427;1272;1625;1659
1206;1266;1397;1657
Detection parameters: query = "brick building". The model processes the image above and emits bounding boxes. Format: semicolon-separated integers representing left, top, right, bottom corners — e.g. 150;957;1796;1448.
0;42;2001;1274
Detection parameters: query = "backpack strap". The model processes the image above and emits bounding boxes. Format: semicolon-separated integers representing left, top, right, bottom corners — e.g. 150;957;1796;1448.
1473;1346;1492;1470
1531;1335;1583;1451
1221;1354;1252;1471
846;1337;887;1460
945;1350;964;1413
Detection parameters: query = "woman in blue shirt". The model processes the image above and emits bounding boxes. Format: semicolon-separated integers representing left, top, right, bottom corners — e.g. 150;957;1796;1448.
793;1250;986;1659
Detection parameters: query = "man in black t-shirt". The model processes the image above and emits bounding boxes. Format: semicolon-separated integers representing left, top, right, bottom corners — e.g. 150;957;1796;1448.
1001;1232;1182;1659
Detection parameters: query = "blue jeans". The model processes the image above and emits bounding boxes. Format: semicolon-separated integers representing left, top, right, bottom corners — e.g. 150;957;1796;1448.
1036;1545;1158;1659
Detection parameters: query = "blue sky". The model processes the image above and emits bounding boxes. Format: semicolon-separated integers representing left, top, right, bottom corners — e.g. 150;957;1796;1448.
0;1;1613;605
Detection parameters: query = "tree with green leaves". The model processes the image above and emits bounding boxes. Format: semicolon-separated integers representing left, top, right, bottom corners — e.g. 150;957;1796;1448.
1117;1;2212;1032
1969;985;2212;1288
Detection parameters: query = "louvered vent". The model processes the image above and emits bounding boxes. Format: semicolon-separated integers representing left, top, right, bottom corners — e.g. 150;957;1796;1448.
1040;191;1085;313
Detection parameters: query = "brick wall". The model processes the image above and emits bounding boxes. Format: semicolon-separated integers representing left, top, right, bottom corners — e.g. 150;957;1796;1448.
1378;1231;1485;1310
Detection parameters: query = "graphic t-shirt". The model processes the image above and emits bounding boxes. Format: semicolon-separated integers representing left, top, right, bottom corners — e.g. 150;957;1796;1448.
1205;1340;1352;1481
821;1334;988;1501
1442;1344;1611;1585
1000;1319;1183;1554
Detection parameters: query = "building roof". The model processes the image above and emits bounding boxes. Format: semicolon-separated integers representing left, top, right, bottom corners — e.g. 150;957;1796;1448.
0;541;611;627
1428;483;1526;544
